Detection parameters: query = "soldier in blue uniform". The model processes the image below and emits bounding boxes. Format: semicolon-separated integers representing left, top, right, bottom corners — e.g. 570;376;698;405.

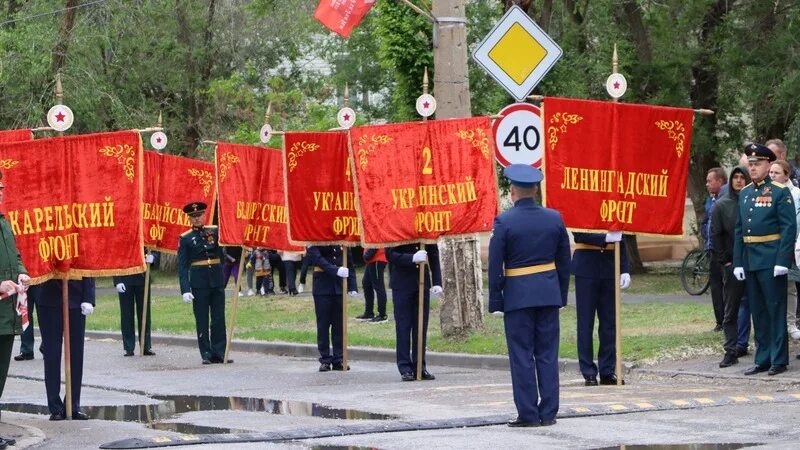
489;164;571;427
572;232;630;386
733;143;797;376
33;277;95;420
306;245;357;371
177;202;230;365
386;243;442;382
113;251;157;356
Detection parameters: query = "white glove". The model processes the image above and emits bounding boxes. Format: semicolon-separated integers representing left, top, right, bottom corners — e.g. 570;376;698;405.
0;280;18;295
145;254;155;264
80;302;94;316
430;285;443;297
298;284;305;293
116;283;126;293
620;273;631;289
605;231;623;243
774;265;789;277
17;274;30;289
182;292;194;304
348;291;360;298
412;250;428;264
733;267;745;281
336;267;349;278
16;291;27;308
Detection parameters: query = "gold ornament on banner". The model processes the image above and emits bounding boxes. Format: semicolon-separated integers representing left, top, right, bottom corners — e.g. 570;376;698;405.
188;168;214;196
356;134;393;170
547;112;583;152
218;152;241;183
455;128;490;160
287;141;320;172
654;120;687;158
99;144;136;182
0;159;20;170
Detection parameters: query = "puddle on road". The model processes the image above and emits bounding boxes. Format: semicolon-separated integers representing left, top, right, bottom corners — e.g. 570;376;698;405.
1;394;396;435
594;445;759;450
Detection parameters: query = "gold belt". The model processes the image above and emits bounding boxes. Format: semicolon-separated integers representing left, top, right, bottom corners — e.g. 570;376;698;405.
504;262;556;277
191;258;220;266
314;267;324;272
743;234;781;244
574;243;615;251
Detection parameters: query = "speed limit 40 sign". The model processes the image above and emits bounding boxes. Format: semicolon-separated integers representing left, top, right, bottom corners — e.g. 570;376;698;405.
492;103;543;168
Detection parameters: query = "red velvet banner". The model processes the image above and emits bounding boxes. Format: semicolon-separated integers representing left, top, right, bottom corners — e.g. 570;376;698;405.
143;151;216;253
313;0;375;38
283;131;359;246
543;97;693;235
216;143;302;250
350;117;499;246
0;129;32;143
0;131;145;282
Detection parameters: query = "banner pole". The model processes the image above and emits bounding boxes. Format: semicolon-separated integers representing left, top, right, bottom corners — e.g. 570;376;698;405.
611;44;623;387
224;246;247;365
139;250;151;356
342;247;349;371
62;272;73;419
416;242;425;381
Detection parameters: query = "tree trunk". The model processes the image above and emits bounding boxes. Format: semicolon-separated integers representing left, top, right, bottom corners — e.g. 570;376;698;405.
50;0;78;76
432;0;483;337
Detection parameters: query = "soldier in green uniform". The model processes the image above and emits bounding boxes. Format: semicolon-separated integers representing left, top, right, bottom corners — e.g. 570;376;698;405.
733;143;797;376
177;202;230;365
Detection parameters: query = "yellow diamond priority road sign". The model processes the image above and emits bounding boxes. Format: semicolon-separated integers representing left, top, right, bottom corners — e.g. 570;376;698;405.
473;5;562;101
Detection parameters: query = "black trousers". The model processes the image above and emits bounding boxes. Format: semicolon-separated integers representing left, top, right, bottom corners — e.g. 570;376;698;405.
38;306;86;415
191;287;226;361
710;259;725;327
284;261;298;294
118;284;152;353
392;288;430;375
18;300;37;356
362;262;387;316
313;294;343;364
721;264;745;354
0;334;14;404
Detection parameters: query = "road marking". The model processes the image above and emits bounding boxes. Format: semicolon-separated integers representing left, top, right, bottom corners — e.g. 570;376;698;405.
608;404;627;411
669;400;690;406
694;398;715;405
755;395;774;401
730;396;750;402
572;407;591;413
635;403;654;409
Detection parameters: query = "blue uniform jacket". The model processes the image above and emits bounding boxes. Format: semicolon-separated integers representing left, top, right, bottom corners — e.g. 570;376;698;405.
306;246;357;295
385;244;442;291
32;278;96;309
488;198;571;312
177;226;225;293
733;178;797;270
570;232;629;279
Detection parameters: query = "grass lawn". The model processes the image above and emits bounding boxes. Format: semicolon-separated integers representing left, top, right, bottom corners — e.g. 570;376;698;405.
88;267;718;364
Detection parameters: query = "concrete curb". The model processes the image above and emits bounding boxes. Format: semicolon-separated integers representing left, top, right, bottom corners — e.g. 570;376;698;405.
2;417;46;449
85;330;592;373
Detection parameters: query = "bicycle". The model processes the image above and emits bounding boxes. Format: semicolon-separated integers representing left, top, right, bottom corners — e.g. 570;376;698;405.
680;248;711;295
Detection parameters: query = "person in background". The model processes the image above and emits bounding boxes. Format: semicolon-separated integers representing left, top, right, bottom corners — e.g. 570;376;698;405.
267;250;286;294
768;159;800;341
244;248;256;297
221;246;242;290
113;250;158;356
356;248;388;323
704;168;728;332
280;250;304;296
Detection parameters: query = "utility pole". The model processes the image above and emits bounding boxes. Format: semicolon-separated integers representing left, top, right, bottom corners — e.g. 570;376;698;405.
432;0;484;336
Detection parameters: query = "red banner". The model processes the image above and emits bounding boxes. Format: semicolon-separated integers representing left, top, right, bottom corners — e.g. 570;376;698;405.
216;143;302;251
542;97;693;235
350;117;499;246
0;131;145;282
143;151;216;253
283;131;359;246
314;0;375;38
0;129;32;143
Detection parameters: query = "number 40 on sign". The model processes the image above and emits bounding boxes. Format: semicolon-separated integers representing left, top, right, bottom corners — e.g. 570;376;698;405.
492;103;543;168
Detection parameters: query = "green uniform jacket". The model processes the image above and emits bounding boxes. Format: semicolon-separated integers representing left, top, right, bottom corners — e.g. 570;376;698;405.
0;214;28;335
177;225;224;293
733;178;797;271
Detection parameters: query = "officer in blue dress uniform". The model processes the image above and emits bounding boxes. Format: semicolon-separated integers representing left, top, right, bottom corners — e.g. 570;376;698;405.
306;245;357;371
113;251;158;356
386;243;442;382
488;164;571;428
177;202;230;365
572;232;630;386
733;143;796;376
33;277;95;420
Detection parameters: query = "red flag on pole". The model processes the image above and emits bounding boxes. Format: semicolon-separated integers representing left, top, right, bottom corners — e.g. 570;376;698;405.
314;0;376;38
0;129;32;143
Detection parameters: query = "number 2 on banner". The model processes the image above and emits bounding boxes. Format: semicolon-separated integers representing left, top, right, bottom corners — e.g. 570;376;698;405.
421;147;433;175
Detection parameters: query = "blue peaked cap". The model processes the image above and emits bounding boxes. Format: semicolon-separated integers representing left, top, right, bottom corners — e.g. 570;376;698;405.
504;164;543;188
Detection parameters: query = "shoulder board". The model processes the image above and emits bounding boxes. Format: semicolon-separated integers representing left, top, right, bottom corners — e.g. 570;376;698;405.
205;225;218;229
180;229;193;237
771;181;786;188
743;182;753;189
